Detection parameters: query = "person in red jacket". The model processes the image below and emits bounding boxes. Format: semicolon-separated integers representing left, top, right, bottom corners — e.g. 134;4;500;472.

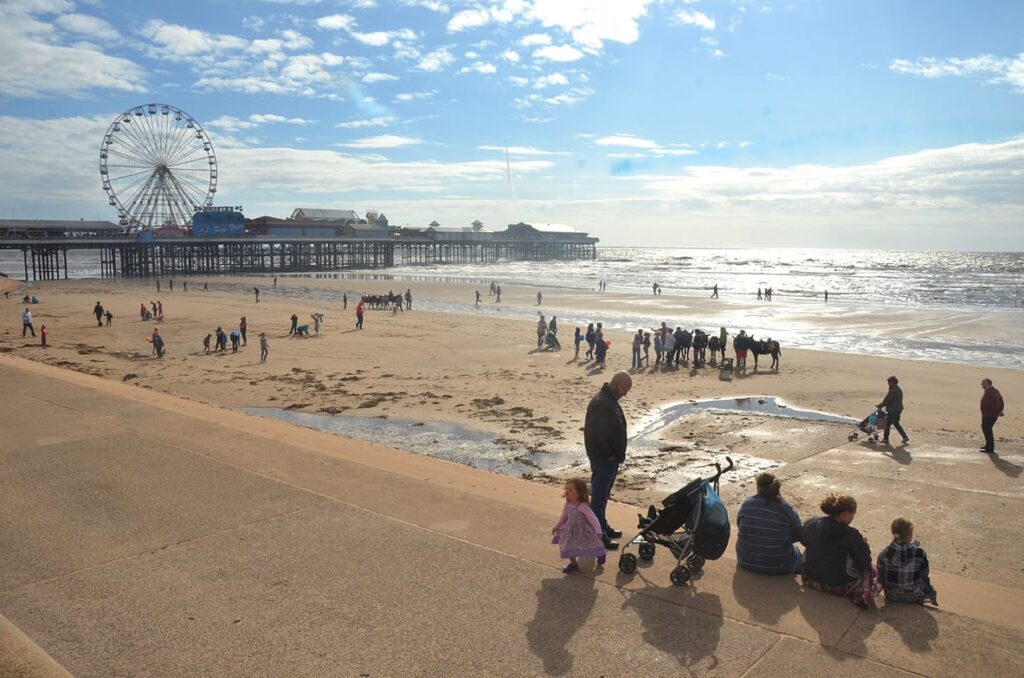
980;378;1005;454
355;299;365;330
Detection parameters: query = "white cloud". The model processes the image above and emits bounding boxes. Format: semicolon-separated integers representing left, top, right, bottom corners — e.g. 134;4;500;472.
508;75;529;87
519;33;551;47
280;29;314;50
338;134;424;148
55;13;119;41
459;61;497;75
501;49;520;63
674;10;716;30
208;114;315;133
400;0;449;11
394;89;437;102
478;145;570;156
738;141;753;148
0;4;145;97
525;0;657;50
889;53;1024;92
316;14;356;31
533;72;568;88
447;8;491;32
139;20;248;59
336;116;398;128
533;45;584;62
594;134;698;156
351;28;417;46
363;71;399;83
417;47;456;71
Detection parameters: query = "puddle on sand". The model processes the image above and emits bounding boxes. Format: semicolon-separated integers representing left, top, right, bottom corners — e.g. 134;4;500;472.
244;396;855;496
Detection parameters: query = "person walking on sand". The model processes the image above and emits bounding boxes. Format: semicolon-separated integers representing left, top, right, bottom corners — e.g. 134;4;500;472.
877;376;909;445
979;378;1004;454
203;334;211;354
343;292;348;310
151;329;165;358
183;280;188;293
230;329;240;353
21;308;35;337
40;324;48;348
584;371;633;550
537;291;543;306
203;282;208;292
757;288;762;301
475;290;481;307
289;313;298;336
594;330;608;368
495;285;502;303
405;289;412;310
631;329;643;370
169;279;174;292
105;310;113;327
312;313;322;335
537;314;547;348
254;287;260;303
585;323;596;359
551;478;607;573
239;317;248;346
215;327;226;352
273;277;278;288
355;300;365;329
93;301;105;327
156;279;161;293
574;327;582;359
824;290;829;303
260;332;269;362
711;283;719;299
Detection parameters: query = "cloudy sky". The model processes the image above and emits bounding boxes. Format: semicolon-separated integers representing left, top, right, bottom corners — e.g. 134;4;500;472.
0;0;1022;249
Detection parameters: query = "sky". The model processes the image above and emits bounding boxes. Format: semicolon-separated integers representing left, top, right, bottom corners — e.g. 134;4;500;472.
0;0;1022;249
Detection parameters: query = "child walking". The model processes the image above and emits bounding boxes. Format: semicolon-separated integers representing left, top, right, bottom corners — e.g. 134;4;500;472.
877;517;938;605
551;478;606;573
573;327;582;359
259;332;269;362
40;324;48;348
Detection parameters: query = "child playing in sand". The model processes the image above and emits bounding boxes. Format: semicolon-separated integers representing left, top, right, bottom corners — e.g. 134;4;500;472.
40;324;47;348
259;332;269;362
877;517;938;605
203;334;212;353
551;478;606;573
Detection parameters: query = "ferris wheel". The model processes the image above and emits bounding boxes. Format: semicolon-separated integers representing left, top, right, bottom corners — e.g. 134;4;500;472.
99;103;217;230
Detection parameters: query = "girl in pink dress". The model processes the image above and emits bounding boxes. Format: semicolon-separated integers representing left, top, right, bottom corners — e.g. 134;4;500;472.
551;479;607;573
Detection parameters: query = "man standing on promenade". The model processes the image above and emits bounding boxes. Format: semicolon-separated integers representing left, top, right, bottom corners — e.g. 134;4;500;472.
878;375;909;445
980;378;1005;454
585;370;633;550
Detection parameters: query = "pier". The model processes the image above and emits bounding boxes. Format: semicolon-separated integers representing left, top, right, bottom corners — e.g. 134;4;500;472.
0;234;598;282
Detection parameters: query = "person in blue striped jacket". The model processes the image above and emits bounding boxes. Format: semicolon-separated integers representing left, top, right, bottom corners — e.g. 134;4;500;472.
736;472;804;574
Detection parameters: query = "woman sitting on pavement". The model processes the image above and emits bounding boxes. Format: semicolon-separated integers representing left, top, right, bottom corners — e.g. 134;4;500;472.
736;472;803;574
801;493;880;608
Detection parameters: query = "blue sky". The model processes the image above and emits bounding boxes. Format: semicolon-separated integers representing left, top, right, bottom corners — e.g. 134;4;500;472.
0;0;1022;248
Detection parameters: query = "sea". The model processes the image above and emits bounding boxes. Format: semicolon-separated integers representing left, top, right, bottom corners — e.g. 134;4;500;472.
3;247;1022;369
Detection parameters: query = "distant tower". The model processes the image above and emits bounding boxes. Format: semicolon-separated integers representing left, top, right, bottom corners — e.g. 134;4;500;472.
429;220;441;228
471;220;483;232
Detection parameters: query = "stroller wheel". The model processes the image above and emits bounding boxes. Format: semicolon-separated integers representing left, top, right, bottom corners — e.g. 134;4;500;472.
687;555;705;573
670;565;691;586
618;553;638;575
848;432;858;441
638;543;656;561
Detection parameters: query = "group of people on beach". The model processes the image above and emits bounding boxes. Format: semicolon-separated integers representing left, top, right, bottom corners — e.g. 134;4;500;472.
554;370;1006;604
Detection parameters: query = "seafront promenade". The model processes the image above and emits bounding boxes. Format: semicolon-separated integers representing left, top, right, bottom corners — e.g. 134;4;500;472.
2;354;1022;677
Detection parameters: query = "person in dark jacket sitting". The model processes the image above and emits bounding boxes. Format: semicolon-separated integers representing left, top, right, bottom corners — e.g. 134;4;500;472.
736;472;803;574
802;493;880;608
584;371;632;550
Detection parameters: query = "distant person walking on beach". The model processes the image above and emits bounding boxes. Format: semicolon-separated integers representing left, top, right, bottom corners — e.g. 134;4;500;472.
594;330;607;368
585;323;596;359
489;281;495;296
169;279;174;292
584;371;632;550
183;280;188;293
355;300;365;329
824;290;829;303
495;285;502;303
652;282;658;295
203;334;211;353
289;313;298;336
642;332;651;366
312;313;322;335
203;282;208;292
156;279;161;293
877;376;909;445
260;333;269;362
537;315;547;348
343;292;348;310
239;317;247;346
22;308;35;337
979;378;1004;454
140;303;147;321
273;277;278;288
93;301;105;327
157;300;163;318
254;287;260;303
537;291;543;305
215;327;227;352
574;327;582;359
631;329;643;369
475;290;481;307
105;310;113;327
757;288;762;301
405;289;412;310
151;329;165;358
711;284;719;299
551;478;607;573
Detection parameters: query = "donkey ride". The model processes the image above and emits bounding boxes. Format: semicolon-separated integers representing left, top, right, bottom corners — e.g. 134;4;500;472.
750;339;781;370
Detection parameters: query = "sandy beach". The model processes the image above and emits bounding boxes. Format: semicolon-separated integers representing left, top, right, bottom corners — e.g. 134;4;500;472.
2;275;1021;592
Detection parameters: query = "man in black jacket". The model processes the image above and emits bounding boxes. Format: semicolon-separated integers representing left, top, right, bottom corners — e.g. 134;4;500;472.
585;371;633;550
877;375;909;444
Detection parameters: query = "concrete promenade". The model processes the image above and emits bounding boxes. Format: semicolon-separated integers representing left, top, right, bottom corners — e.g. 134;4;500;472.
1;355;1022;677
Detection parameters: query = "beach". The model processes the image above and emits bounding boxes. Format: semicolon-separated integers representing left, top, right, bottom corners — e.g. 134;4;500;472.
2;274;1021;586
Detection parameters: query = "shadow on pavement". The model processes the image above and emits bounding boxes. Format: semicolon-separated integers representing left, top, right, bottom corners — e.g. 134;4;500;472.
526;576;598;676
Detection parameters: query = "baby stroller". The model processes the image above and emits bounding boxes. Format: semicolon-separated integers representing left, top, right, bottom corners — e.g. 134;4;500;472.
849;409;886;443
619;457;734;586
541;330;561;351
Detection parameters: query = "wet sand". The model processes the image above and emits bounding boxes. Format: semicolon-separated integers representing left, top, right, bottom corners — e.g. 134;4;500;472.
2;275;1022;589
